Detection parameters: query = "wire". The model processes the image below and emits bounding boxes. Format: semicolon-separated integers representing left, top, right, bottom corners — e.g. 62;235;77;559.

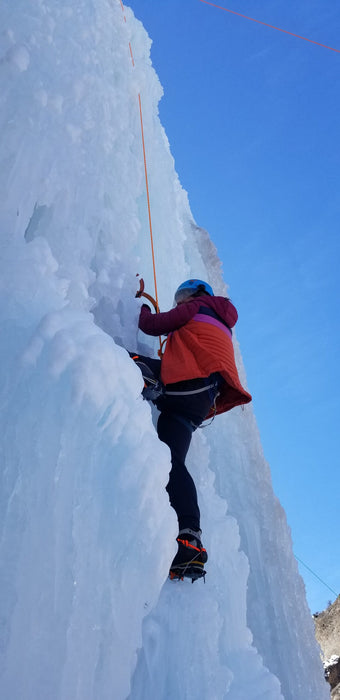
295;555;339;598
199;1;340;54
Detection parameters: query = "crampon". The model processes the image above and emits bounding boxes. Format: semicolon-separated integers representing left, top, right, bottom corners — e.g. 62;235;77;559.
169;535;207;583
169;562;206;583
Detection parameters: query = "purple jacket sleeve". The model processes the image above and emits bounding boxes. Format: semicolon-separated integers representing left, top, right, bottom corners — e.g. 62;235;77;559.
138;300;200;336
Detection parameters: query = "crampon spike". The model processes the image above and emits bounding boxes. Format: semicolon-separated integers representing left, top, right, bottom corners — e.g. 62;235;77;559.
169;564;206;583
169;570;184;581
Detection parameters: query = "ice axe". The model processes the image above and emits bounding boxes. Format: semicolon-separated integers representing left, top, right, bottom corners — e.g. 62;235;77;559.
135;276;160;314
135;276;166;357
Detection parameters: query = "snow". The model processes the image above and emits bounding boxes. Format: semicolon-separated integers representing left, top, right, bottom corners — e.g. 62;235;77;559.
0;1;328;699
325;656;340;670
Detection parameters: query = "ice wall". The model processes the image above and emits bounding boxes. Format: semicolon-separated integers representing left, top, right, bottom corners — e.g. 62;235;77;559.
0;1;327;698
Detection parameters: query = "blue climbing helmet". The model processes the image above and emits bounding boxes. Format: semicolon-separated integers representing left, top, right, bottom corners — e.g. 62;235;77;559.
174;279;214;304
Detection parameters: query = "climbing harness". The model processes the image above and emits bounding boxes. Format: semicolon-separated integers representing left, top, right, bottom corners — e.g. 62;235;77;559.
165;382;218;397
165;384;220;427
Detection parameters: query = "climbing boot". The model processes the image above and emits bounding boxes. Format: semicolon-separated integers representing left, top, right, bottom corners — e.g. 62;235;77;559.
169;528;208;583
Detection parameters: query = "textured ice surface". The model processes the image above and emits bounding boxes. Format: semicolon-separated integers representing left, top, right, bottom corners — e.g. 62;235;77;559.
0;1;327;698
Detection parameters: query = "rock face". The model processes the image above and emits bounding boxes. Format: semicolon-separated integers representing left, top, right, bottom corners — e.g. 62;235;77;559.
314;596;340;698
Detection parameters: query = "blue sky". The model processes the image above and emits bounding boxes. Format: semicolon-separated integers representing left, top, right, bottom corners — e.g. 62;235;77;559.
127;0;340;613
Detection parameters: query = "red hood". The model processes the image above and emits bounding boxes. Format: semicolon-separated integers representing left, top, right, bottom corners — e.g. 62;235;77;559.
193;295;238;328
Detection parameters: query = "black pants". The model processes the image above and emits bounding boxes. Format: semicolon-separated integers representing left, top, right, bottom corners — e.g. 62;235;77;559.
131;353;219;532
157;412;200;531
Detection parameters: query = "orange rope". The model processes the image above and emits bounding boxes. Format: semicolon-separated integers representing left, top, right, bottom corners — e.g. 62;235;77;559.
129;42;135;67
119;0;126;22
118;0;160;316
199;0;340;54
138;92;160;313
119;1;163;352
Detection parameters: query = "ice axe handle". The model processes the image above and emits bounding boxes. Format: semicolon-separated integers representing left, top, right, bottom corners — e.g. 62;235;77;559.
135;277;160;313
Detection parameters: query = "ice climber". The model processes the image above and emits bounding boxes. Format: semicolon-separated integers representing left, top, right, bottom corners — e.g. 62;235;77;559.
131;279;252;581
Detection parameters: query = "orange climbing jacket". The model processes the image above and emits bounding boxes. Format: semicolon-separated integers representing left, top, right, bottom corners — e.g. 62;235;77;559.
138;294;252;416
